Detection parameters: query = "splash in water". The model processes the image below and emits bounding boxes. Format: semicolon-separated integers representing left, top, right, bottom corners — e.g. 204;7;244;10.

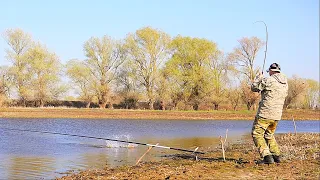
105;134;137;148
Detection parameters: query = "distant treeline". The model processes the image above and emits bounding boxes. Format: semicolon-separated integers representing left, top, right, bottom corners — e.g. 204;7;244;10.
5;99;167;110
0;27;318;111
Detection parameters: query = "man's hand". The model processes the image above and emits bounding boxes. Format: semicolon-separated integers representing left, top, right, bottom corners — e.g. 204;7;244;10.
255;71;263;80
251;71;264;92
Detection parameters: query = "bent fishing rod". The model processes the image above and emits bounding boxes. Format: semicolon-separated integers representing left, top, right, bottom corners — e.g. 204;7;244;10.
254;20;268;74
0;127;205;154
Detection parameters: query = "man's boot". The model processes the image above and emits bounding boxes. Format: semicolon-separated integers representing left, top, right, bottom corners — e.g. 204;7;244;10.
273;155;281;163
263;155;274;164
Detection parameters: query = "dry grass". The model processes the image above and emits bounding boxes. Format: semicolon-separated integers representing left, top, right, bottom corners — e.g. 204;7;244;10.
0;107;319;120
279;133;320;161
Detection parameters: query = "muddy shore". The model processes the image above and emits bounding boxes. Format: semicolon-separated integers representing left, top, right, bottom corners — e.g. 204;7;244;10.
58;133;320;179
0;108;319;120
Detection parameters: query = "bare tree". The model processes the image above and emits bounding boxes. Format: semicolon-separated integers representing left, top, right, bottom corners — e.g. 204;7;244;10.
284;75;308;109
240;81;260;110
228;37;265;110
228;37;265;81
227;87;241;111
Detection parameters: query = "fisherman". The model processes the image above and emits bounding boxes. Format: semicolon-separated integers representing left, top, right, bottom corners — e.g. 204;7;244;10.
251;63;288;164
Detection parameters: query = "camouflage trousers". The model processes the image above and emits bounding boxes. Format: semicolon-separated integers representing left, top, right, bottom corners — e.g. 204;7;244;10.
251;116;280;157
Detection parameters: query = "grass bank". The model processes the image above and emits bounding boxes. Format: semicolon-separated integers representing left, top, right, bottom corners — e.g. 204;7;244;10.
0;108;319;120
58;133;320;179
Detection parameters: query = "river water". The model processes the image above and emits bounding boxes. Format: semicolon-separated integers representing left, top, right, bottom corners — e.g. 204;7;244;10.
0;118;319;179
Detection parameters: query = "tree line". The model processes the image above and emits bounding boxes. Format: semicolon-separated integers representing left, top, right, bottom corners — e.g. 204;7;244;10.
0;27;318;110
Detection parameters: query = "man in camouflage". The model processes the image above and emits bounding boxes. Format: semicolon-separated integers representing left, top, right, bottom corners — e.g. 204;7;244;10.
251;63;288;164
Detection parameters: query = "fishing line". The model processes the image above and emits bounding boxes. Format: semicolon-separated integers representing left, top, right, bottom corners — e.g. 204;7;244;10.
0;126;205;154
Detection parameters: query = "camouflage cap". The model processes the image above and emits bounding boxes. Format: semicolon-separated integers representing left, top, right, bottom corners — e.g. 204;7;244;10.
267;63;281;72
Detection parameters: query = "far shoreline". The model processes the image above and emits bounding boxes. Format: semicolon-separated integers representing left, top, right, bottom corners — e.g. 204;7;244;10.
0;108;319;120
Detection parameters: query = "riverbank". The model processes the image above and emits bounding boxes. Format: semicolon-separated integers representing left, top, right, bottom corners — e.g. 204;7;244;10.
0;108;319;120
58;133;320;179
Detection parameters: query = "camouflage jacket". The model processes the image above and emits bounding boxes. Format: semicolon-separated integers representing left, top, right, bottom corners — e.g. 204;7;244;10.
251;73;288;120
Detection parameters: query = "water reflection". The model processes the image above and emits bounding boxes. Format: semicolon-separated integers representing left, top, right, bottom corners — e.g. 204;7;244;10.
104;137;223;167
7;156;55;179
0;118;318;179
78;152;109;169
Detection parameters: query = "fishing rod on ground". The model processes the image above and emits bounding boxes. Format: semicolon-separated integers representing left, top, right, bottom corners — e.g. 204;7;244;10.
0;126;205;154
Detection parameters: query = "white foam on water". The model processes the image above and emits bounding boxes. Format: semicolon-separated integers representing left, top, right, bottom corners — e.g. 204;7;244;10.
105;134;138;148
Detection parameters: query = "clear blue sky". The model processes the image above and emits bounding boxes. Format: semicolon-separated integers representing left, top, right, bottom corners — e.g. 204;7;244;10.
0;0;319;80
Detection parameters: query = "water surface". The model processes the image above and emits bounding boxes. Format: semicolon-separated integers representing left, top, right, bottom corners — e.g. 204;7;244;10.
0;118;318;179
